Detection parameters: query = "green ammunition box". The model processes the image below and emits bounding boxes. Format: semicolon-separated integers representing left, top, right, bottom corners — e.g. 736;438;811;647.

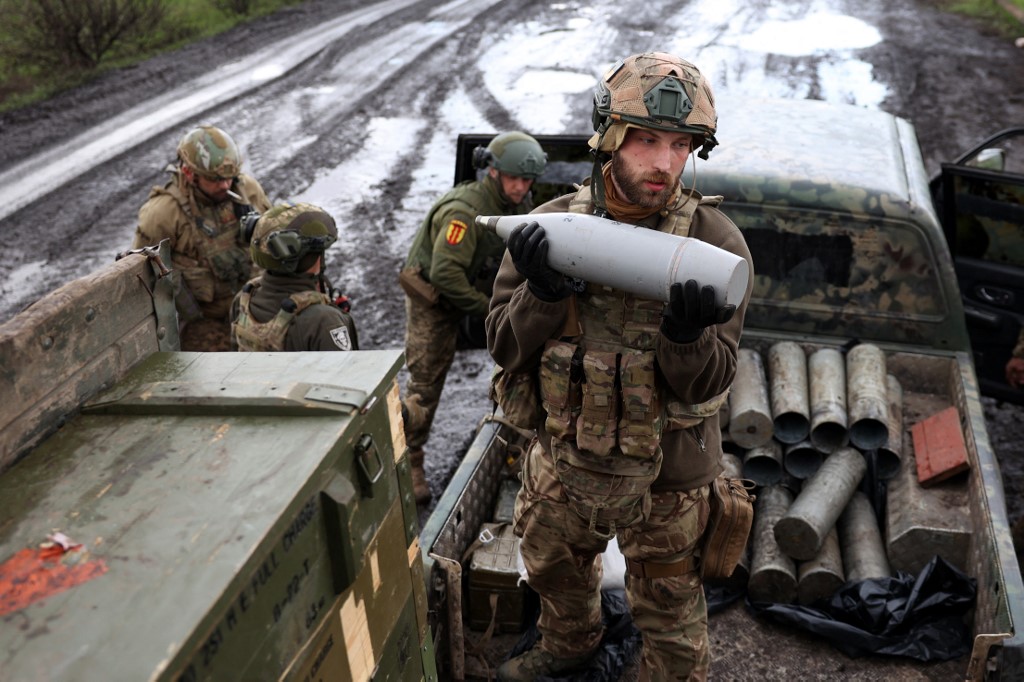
0;350;436;682
468;523;526;634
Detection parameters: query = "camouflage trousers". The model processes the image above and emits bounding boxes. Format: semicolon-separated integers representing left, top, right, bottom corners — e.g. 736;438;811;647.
403;296;461;449
514;439;711;680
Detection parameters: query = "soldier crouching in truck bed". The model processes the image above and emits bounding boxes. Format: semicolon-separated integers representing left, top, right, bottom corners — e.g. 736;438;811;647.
230;202;358;352
132;125;272;351
485;52;754;681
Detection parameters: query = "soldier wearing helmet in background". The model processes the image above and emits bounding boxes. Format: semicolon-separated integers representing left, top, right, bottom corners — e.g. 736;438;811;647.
486;53;754;680
399;131;547;505
132;124;272;351
230;202;358;352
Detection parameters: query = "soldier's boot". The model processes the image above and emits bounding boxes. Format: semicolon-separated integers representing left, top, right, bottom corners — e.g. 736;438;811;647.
496;646;594;681
408;447;432;506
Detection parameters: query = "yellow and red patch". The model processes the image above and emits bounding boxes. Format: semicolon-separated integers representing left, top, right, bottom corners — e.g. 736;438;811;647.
445;219;467;245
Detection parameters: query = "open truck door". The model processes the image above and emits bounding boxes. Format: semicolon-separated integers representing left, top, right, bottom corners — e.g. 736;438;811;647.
932;127;1024;405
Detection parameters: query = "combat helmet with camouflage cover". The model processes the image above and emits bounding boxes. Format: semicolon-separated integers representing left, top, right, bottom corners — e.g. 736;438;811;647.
250;202;337;274
591;52;719;160
473;131;547;179
177;125;243;180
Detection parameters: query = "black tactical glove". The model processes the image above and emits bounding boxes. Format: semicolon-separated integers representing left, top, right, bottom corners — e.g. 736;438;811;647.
507;221;570;302
661;280;736;343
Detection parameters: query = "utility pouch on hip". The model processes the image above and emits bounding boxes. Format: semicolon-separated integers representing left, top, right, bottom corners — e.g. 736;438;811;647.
576;350;620;456
398;265;440;306
538;340;581;440
700;475;756;580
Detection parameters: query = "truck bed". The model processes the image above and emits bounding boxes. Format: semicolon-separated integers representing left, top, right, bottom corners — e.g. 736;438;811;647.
421;342;1020;680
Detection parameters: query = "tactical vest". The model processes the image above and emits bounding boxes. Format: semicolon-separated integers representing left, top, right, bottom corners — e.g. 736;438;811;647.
159;174;253;289
232;279;332;351
537;185;729;537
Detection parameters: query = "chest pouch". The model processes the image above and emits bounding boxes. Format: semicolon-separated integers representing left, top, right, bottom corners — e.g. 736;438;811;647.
575;350;620;456
618;351;663;458
538;340;582;441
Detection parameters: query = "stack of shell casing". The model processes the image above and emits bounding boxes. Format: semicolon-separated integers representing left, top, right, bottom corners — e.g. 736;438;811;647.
716;341;899;604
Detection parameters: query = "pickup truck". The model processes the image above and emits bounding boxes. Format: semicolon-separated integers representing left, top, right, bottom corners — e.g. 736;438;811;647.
0;98;1021;681
425;98;1024;680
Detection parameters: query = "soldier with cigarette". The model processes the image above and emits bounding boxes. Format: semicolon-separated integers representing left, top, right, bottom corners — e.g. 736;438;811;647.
132;125;272;351
486;52;754;680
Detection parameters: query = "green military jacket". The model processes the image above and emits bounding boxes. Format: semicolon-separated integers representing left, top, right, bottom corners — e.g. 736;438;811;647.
405;174;532;317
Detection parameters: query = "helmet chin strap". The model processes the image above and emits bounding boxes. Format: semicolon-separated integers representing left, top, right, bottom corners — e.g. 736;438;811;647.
685;147;699;204
590;129;611;219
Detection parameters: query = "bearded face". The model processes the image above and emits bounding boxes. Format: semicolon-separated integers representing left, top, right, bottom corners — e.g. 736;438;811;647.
610;152;679;208
609;128;693;209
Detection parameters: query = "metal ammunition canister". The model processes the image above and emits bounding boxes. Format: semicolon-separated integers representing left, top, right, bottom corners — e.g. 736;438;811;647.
847;344;890;450
721;452;744;479
729;348;773;448
838;491;891;582
743;439;784;486
768;341;810;444
748;485;798;603
783;439;824;479
808;348;849;453
877;374;904;480
774;447;867;561
797;527;845;605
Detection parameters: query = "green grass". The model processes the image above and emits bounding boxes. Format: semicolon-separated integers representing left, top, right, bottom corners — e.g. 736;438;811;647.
945;0;1024;37
0;0;1022;115
0;0;304;113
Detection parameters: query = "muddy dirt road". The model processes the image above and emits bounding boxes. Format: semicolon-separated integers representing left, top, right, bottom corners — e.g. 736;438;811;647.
0;0;1022;534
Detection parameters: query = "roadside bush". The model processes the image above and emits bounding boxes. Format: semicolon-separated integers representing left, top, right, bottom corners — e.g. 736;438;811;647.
212;0;254;16
0;0;167;72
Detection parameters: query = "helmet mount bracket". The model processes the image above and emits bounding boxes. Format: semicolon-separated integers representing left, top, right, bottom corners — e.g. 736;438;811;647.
643;77;693;124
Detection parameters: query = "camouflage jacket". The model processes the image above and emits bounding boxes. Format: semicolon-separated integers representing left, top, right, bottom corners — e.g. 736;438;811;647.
486;184;754;492
133;167;272;319
229;273;358;352
405;174;532;317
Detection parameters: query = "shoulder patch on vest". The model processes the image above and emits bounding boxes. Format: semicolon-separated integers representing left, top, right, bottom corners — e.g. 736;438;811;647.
330;326;352;351
445;219;467;245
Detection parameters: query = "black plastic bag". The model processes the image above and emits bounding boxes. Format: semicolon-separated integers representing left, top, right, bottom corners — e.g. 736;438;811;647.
747;555;976;661
504;588;641;681
503;582;742;680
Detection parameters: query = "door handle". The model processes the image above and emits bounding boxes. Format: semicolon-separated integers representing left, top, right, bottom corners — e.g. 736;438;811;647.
974;285;1014;307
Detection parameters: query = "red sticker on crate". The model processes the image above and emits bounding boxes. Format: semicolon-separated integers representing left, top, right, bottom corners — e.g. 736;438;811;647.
0;541;108;616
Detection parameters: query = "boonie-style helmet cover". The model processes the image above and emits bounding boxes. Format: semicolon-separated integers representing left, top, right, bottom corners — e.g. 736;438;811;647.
177;125;243;180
